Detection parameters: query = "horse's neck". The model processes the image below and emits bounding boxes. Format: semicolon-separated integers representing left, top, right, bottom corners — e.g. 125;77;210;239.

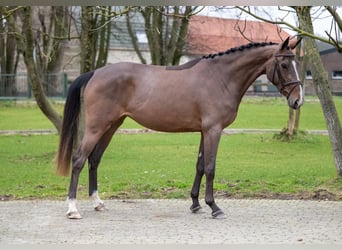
218;46;275;97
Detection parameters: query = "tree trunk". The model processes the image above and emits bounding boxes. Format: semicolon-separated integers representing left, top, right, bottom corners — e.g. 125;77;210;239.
133;6;194;66
21;6;62;132
286;108;296;137
296;6;342;176
43;6;69;96
47;6;68;74
126;11;147;64
172;6;193;66
283;37;307;138
143;7;164;65
95;6;112;69
80;6;97;73
0;7;19;96
80;6;113;73
166;7;180;65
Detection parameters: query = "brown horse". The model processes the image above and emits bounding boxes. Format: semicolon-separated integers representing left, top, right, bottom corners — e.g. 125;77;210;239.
56;37;303;219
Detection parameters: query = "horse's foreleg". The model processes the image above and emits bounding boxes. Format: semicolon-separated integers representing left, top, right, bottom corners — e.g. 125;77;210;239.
203;128;225;219
190;133;204;213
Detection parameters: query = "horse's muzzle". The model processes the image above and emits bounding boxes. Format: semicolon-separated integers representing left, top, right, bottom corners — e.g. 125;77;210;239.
287;91;304;110
288;98;302;110
286;82;304;110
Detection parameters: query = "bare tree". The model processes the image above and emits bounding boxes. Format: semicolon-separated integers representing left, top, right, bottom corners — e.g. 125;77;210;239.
1;6;134;133
79;6;97;73
296;6;342;176
79;6;132;73
3;6;70;132
19;6;64;132
126;6;202;66
0;6;20;96
35;6;69;95
324;6;342;51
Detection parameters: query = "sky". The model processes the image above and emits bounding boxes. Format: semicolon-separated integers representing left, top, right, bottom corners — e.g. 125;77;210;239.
201;6;342;40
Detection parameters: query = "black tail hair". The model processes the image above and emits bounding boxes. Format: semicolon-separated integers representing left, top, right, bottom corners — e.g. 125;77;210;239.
56;71;94;176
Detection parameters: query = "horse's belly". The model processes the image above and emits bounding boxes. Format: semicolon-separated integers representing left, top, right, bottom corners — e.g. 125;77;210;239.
128;108;202;133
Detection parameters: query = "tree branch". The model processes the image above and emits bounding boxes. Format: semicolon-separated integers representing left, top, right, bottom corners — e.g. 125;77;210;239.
152;6;204;19
234;19;253;42
325;6;342;32
236;6;342;51
126;9;147;64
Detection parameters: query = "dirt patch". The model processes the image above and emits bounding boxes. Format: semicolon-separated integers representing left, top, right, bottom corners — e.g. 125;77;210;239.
214;189;342;201
312;188;339;200
0;194;13;201
1;188;342;202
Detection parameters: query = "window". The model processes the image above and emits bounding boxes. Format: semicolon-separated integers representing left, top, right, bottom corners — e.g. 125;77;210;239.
332;71;342;79
136;31;148;44
306;70;312;79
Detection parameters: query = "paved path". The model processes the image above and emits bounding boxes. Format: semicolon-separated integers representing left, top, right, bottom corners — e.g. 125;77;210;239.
0;199;341;244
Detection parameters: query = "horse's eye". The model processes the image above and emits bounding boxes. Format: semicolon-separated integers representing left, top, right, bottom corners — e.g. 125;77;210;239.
281;63;288;69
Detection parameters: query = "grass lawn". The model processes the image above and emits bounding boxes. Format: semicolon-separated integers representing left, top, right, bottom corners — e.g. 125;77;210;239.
1;96;342;131
0;132;341;201
0;96;341;200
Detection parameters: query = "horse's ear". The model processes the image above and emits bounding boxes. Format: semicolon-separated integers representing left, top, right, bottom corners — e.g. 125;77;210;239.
290;37;302;49
280;37;290;51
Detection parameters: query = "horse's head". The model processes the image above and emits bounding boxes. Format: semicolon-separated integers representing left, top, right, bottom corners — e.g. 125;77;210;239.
266;37;304;109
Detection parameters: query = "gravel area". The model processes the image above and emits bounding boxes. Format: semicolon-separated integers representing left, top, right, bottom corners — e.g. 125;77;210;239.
0;199;341;244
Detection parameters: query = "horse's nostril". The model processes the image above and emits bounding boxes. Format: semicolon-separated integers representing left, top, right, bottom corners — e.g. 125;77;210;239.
293;99;300;109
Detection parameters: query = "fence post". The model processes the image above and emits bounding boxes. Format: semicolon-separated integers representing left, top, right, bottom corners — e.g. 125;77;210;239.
62;72;68;98
27;75;31;98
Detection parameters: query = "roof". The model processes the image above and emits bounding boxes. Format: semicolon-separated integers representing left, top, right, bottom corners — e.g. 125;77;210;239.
186;15;292;55
315;40;341;55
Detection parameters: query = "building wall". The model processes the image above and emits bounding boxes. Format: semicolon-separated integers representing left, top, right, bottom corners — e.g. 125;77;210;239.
64;45;190;82
305;50;342;95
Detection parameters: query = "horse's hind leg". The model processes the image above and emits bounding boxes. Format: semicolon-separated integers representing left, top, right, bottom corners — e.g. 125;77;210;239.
66;128;110;219
88;118;125;211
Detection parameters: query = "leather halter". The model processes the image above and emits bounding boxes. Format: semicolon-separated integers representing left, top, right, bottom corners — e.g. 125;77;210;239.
272;53;302;99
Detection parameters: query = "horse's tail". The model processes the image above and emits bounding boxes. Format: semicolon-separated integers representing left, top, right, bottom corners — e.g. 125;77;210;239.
56;71;94;176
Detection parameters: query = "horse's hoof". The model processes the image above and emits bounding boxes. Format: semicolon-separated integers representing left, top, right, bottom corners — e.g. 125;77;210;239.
190;204;202;213
67;211;82;219
212;210;226;219
94;203;106;211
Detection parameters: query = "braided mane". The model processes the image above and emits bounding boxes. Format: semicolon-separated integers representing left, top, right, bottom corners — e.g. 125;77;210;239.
166;41;278;71
202;42;278;59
